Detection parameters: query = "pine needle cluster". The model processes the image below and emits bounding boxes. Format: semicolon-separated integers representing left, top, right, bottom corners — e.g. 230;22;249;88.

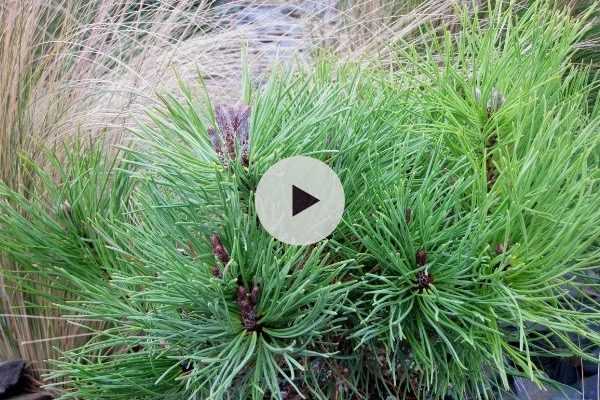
1;2;599;399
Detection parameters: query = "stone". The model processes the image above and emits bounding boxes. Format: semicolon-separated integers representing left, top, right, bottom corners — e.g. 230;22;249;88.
536;356;579;385
581;349;600;377
0;360;26;397
577;375;599;399
512;377;581;399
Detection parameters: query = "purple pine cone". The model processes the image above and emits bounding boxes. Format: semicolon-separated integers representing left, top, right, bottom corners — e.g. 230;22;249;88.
211;233;230;264
209;104;251;167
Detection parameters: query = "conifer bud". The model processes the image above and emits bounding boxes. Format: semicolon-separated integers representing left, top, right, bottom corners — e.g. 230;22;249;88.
211;233;230;264
416;271;434;290
487;88;506;114
236;282;260;331
211;265;223;279
474;86;506;115
474;87;482;103
208;127;224;161
416;249;427;266
208;104;251;167
237;285;247;302
495;243;506;255
241;151;249;168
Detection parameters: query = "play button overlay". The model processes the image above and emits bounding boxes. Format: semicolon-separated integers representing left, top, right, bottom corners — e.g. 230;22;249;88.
255;156;345;245
292;185;320;216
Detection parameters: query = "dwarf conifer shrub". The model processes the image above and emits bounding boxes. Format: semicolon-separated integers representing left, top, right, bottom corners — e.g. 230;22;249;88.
1;1;600;399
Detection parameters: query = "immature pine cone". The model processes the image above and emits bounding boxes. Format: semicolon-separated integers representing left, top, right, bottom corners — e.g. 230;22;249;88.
495;243;506;255
237;282;260;331
208;104;251;167
211;265;223;279
416;249;427;266
415;249;433;290
416;271;434;290
211;233;230;264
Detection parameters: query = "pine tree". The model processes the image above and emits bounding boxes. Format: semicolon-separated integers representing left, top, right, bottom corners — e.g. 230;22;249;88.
1;1;600;399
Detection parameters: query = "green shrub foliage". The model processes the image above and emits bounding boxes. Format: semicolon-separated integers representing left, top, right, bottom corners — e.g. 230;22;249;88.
1;2;600;399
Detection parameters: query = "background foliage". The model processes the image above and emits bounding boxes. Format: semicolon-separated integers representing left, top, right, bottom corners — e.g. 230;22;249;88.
0;0;454;385
1;0;599;399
